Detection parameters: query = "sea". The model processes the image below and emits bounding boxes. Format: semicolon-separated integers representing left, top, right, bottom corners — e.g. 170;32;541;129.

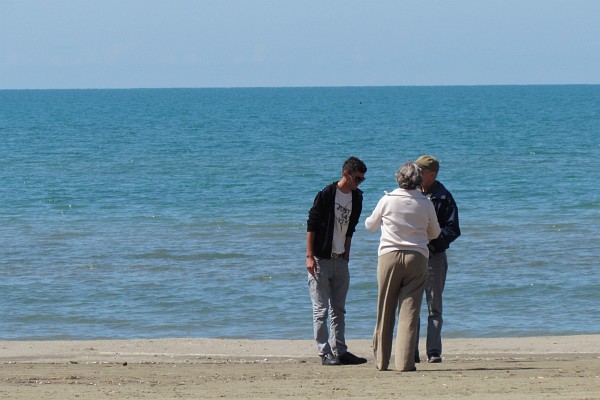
1;85;599;341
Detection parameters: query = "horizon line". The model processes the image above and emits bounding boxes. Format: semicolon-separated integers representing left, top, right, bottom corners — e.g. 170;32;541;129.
2;82;600;91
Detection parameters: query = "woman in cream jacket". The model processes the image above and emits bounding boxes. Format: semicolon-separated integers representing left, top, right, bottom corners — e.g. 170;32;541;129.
365;161;441;372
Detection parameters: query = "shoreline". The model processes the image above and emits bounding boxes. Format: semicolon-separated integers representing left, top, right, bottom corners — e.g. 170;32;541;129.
2;335;600;399
2;334;599;363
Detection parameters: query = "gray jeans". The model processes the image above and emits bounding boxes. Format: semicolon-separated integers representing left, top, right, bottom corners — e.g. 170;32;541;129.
307;256;349;356
415;251;448;357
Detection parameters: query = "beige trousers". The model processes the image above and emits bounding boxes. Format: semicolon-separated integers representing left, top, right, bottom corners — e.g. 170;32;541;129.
373;250;427;371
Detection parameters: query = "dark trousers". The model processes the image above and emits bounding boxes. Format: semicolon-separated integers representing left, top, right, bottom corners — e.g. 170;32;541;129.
415;251;448;359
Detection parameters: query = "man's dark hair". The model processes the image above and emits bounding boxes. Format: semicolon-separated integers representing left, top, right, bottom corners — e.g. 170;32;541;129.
342;156;367;175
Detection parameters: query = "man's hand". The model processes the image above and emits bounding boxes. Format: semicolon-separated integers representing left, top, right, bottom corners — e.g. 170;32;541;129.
306;256;317;277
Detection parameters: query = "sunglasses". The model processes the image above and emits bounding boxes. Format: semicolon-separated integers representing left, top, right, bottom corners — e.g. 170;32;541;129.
350;175;365;183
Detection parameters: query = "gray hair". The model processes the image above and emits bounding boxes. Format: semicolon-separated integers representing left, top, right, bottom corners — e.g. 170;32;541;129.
395;161;423;190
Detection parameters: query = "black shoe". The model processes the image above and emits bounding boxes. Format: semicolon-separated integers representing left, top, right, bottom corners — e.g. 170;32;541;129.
338;351;367;365
320;353;341;366
414;353;421;363
428;354;442;363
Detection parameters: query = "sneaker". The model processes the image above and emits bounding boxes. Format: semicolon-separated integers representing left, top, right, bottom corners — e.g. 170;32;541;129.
320;353;341;366
428;354;442;363
338;351;367;365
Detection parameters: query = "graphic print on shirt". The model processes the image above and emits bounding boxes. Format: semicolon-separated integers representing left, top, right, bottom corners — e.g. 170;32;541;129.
332;188;353;255
335;199;352;232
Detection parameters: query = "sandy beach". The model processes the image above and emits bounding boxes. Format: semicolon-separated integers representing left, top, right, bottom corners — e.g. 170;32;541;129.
1;335;599;399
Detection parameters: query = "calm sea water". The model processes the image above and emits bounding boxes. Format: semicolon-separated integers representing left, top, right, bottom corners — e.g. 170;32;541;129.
1;86;599;341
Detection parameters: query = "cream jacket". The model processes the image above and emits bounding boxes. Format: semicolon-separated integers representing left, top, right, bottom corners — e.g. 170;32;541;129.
365;188;441;257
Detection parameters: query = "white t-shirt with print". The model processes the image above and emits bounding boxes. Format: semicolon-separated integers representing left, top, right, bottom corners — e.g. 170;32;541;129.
332;188;352;254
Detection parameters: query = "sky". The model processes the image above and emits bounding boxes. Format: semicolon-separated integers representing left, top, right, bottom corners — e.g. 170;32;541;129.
1;0;599;89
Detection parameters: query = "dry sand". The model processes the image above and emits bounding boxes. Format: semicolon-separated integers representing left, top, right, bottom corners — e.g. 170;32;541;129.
1;335;600;399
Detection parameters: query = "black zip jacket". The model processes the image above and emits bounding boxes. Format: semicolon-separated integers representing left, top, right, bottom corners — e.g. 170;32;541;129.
426;181;461;254
306;181;363;259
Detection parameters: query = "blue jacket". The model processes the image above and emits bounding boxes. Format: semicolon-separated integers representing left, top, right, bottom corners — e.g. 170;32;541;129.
426;181;461;254
307;181;363;259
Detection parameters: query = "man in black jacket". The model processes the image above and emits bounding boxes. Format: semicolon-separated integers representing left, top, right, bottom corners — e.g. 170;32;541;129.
414;155;461;364
306;156;368;366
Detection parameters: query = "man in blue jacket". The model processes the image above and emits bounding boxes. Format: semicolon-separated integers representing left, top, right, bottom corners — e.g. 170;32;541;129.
306;156;368;366
414;155;461;364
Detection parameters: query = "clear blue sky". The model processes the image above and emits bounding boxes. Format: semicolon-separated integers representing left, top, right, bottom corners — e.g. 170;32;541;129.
1;0;599;89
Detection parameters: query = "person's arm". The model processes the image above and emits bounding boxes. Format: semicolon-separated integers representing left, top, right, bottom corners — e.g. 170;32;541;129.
306;189;324;277
430;196;460;252
306;231;317;277
364;198;383;232
427;204;442;241
343;237;352;262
